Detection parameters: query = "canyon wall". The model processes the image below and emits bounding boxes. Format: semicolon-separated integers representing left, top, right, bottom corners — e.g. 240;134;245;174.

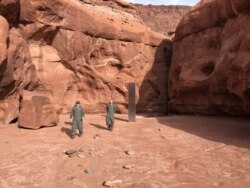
169;0;250;115
0;0;172;128
136;4;190;37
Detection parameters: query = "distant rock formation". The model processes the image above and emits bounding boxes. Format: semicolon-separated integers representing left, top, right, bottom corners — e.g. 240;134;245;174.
135;4;190;38
169;0;250;115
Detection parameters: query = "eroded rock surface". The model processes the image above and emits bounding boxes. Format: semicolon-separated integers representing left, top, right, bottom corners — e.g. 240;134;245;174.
0;0;172;127
135;4;190;37
0;0;20;25
169;0;250;115
18;91;59;129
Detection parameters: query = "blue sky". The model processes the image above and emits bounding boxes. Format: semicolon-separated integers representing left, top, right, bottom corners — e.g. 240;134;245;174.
127;0;200;6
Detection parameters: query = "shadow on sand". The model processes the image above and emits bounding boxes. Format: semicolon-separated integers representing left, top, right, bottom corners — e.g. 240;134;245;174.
114;117;128;122
61;127;72;138
90;123;109;131
64;121;72;126
135;38;250;149
156;115;250;149
101;114;128;122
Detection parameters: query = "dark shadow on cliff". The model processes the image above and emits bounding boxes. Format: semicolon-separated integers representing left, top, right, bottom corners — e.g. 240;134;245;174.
9;117;18;124
155;115;250;149
137;39;172;114
90;123;109;131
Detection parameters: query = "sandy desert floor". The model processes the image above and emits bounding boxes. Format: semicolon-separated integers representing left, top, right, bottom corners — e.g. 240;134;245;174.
0;114;250;188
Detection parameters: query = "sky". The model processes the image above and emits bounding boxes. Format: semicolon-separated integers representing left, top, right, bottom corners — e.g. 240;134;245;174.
127;0;200;6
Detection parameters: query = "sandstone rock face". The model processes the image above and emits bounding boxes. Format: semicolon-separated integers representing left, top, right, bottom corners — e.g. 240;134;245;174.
18;91;59;129
0;16;17;124
0;0;172;127
19;0;165;46
0;24;38;124
135;5;190;37
0;16;8;67
169;0;250;115
0;0;20;25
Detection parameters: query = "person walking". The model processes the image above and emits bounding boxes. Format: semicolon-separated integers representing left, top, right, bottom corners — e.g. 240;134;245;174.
106;100;116;131
70;101;85;139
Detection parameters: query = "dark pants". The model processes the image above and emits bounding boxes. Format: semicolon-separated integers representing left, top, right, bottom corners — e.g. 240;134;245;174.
71;119;83;137
106;115;114;130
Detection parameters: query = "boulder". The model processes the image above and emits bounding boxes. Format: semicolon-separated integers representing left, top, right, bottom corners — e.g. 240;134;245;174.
0;96;19;124
18;91;59;129
103;179;123;187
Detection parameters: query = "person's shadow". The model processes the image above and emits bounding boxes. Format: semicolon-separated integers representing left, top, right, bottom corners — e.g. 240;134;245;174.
114;117;128;122
61;121;73;138
90;123;109;131
101;115;128;122
64;121;72;126
61;127;72;138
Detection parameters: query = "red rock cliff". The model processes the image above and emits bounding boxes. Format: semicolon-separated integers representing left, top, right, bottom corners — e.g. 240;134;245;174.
169;0;250;115
135;4;190;37
0;0;172;128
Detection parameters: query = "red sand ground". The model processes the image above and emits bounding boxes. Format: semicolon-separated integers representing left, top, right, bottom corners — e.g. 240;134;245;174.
0;114;250;188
